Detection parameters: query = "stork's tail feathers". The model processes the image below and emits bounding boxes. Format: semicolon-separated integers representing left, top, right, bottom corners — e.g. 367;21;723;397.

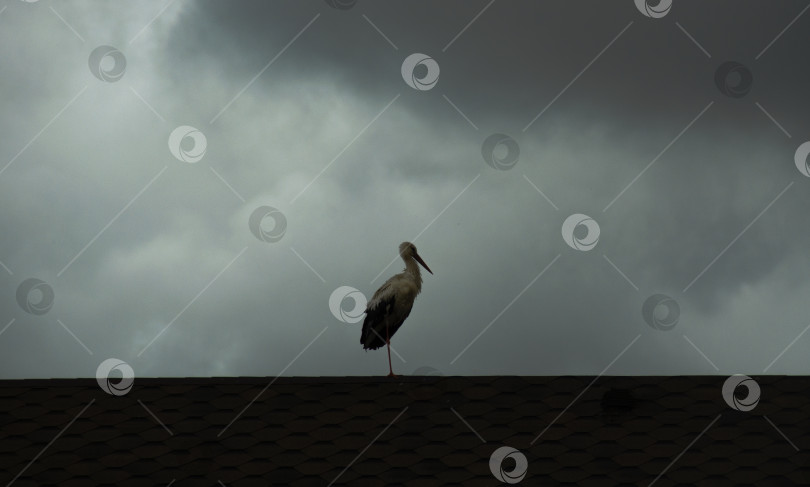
360;319;386;350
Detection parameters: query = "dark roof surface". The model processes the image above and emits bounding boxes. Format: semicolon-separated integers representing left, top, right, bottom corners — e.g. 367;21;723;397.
1;376;808;486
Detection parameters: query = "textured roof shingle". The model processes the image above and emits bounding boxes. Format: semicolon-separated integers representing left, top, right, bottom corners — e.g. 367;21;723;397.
1;376;808;485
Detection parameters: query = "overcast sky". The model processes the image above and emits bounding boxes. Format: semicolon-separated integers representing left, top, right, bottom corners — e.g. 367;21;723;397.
1;0;809;379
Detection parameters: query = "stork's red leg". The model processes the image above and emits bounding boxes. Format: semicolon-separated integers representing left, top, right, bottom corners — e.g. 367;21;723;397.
386;323;396;377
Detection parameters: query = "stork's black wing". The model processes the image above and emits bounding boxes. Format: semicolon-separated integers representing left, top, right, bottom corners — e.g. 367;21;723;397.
360;290;411;350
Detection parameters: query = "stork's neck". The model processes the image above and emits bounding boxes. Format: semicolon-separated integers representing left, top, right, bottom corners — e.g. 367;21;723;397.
403;257;423;293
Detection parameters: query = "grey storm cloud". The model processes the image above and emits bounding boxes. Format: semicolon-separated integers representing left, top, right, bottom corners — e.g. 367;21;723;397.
0;0;809;379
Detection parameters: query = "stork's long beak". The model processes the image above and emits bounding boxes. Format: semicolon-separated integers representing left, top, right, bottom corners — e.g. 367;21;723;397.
414;252;433;275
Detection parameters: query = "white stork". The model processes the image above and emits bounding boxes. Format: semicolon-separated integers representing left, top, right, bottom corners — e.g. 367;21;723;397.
361;242;433;377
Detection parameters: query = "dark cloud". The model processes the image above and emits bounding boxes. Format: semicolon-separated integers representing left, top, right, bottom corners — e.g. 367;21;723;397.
1;0;809;379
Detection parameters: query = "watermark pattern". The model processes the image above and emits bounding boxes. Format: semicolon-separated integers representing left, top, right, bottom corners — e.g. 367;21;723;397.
676;22;711;58
209;14;320;125
137;246;248;357
401;53;440;91
128;0;178;45
219;327;328;437
328;407;409;486
648;414;722;486
57;319;93;355
755;3;810;60
363;14;398;50
602;101;713;212
329;286;367;323
0;85;88;179
16;278;54;315
522;21;633;132
248;206;287;243
324;0;356;10
2;3;809;483
683;335;719;371
57;166;168;278
289;94;400;204
635;0;672;18
138;399;173;436
88;45;126;82
50;6;85;43
443;94;478;130
452;407;486;443
290;247;326;283
561;214;600;251
714;61;753;98
412;366;443;376
642;294;680;331
523;174;558;210
481;134;519;170
722;375;760;411
4;399;95;487
443;0;495;52
794;141;810;177
489;446;528;484
531;334;641;445
763;321;810;372
168;125;207;163
755;101;791;138
682;181;793;293
602;254;639;291
452;254;561;364
96;358;135;396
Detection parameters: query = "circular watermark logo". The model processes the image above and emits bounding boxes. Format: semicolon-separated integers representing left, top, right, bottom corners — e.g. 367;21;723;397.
490;446;528;484
324;0;356;9
96;358;135;396
481;134;520;170
561;214;600;251
401;53;440;91
634;0;672;18
16;278;54;315
329;286;367;323
794;141;810;177
642;294;680;331
88;45;126;82
168;126;207;163
248;206;287;243
722;375;760;411
715;62;753;98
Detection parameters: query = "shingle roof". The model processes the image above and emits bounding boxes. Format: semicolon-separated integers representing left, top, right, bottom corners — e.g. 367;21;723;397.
1;376;808;486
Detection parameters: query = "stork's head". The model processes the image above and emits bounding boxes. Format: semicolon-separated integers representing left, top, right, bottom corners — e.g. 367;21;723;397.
399;241;433;275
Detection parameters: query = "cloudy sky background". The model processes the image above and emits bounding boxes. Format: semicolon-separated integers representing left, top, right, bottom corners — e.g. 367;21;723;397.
1;0;809;378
